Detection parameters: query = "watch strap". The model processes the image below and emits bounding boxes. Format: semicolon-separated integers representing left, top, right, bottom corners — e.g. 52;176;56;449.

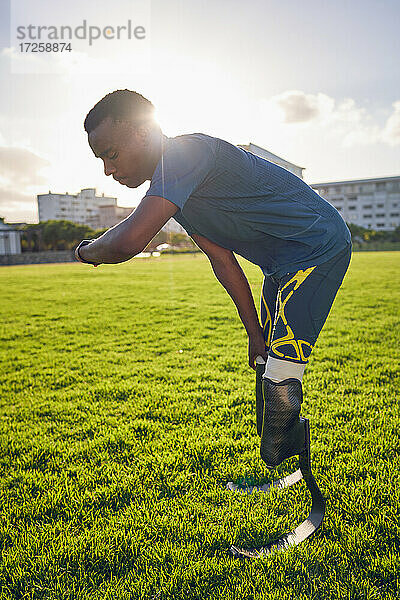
76;240;97;265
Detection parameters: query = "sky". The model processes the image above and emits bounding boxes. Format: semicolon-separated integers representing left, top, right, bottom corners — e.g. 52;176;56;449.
0;0;399;223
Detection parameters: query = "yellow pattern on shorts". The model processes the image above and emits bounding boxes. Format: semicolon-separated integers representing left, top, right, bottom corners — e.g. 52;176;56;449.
270;266;316;362
261;290;273;349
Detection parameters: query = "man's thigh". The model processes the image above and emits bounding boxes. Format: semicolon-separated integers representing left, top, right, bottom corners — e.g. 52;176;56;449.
268;245;352;364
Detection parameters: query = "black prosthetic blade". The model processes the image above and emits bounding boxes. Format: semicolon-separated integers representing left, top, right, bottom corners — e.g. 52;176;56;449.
228;418;325;559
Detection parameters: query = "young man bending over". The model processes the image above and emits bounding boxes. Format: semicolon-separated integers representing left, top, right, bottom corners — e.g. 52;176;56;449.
76;90;351;467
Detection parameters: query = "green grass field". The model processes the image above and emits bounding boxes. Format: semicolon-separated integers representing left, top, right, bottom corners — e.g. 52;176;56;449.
0;251;399;600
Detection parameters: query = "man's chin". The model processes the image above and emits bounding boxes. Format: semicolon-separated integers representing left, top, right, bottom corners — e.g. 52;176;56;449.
119;178;143;188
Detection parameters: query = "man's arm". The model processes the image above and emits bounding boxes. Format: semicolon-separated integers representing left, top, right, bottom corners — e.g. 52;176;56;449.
192;234;267;368
77;196;178;264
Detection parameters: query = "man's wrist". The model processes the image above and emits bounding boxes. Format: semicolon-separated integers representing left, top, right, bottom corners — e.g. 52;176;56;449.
75;240;98;266
246;323;264;338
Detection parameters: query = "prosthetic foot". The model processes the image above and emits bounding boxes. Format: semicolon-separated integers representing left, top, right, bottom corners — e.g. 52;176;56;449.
227;363;325;558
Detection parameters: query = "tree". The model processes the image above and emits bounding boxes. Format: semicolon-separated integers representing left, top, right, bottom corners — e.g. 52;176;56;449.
169;232;195;247
392;225;400;242
21;221;97;251
144;229;168;251
346;222;394;244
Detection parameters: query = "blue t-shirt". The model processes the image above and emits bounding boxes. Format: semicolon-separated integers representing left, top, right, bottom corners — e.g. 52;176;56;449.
145;133;351;277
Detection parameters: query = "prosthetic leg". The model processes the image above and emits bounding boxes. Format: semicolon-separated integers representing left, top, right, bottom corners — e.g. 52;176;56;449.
227;361;325;558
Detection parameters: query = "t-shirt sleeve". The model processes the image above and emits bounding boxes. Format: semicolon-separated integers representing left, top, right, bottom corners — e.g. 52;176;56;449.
144;137;215;210
172;211;196;236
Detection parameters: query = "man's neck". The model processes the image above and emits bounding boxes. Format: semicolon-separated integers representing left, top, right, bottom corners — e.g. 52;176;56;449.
146;130;166;180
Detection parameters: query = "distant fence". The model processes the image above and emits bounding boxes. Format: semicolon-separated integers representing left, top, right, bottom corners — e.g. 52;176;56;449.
2;245;397;267
0;250;76;266
0;247;202;266
352;242;400;252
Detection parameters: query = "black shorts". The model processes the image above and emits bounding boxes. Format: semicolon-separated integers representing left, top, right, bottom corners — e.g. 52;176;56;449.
260;244;352;364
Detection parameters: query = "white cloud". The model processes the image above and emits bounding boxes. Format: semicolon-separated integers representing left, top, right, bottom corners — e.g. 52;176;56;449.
0;146;49;222
0;188;38;223
259;90;399;148
382;100;400;146
0;146;50;186
273;90;326;123
330;98;381;147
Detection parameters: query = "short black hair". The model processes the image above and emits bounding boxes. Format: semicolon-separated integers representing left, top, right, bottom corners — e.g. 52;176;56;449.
84;89;156;134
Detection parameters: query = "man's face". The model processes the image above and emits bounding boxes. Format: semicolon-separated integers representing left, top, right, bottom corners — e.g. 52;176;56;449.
88;117;153;188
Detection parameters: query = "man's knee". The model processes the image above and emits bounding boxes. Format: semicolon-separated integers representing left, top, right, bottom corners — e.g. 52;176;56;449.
263;355;307;383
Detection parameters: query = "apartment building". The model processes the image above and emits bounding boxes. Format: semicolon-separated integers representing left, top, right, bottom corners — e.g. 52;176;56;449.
311;176;400;231
37;188;118;229
96;205;133;229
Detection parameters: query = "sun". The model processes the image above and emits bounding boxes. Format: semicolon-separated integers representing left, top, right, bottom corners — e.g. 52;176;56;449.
152;58;252;143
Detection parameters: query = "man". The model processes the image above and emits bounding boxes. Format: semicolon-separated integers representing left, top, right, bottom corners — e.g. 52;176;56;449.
76;89;351;468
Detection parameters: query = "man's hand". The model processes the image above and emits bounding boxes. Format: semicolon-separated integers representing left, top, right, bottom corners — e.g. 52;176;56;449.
248;328;268;370
74;240;99;266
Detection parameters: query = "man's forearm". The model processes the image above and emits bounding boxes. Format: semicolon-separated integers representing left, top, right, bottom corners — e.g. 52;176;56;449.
77;196;179;265
78;217;139;264
210;255;262;337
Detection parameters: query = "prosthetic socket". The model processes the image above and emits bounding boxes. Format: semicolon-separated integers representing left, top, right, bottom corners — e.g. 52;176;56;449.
256;364;305;467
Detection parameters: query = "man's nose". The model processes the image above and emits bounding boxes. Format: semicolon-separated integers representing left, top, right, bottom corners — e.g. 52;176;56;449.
103;159;116;176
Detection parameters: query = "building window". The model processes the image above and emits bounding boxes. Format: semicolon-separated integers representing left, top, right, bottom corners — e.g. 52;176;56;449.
376;223;385;227
348;206;357;210
376;213;385;217
377;203;384;208
376;182;386;190
390;212;399;217
363;204;372;209
347;196;357;201
335;206;342;211
392;203;398;207
363;214;372;219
